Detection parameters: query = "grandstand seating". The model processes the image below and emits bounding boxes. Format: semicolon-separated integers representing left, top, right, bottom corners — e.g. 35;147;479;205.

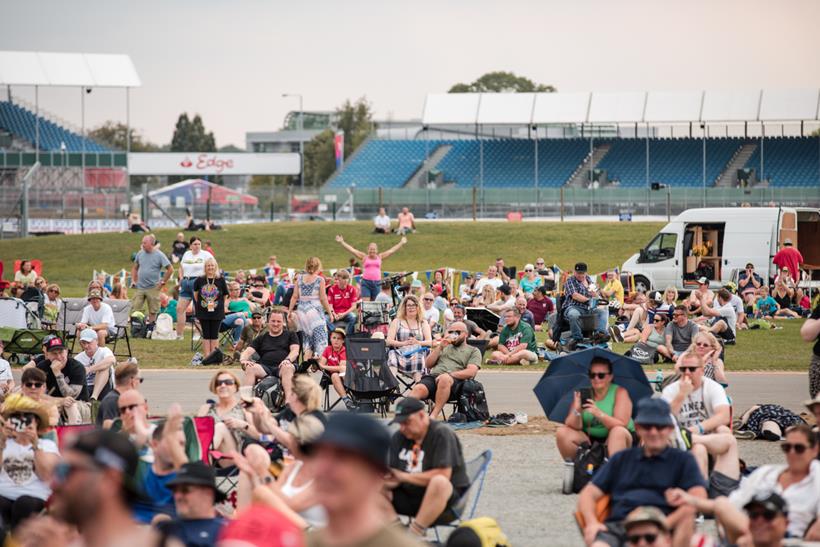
597;138;743;188
326;140;430;188
0;101;110;152
745;137;819;187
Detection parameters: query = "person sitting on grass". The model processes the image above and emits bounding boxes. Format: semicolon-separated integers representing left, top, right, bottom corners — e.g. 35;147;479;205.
697;289;737;345
622;307;674;362
384;398;469;539
408;321;481;420
577;397;706;547
685;278;714;315
489;308;538;366
556;357;635;462
664;305;700;361
317;328;356;411
754;285;779;319
526;287;555;332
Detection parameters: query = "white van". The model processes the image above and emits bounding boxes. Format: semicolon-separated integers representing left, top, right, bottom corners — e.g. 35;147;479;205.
622;207;820;292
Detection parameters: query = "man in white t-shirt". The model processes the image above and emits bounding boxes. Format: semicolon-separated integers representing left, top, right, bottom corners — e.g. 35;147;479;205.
474;266;504;294
76;289;116;347
0;340;13;395
373;207;391;234
421;293;441;331
725;288;747;330
662;353;740;498
699;288;737;343
74;328;116;401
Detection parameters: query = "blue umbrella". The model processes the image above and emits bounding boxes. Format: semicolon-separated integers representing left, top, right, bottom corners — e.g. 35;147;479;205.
533;347;653;422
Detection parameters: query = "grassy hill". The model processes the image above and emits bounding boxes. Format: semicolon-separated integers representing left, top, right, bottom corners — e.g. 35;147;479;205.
1;221;664;296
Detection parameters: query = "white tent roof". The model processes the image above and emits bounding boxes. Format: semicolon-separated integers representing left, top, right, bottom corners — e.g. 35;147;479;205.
421;89;820;126
0;51;140;87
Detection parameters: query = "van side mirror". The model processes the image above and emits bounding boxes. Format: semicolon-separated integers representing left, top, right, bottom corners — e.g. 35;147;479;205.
638;248;647;261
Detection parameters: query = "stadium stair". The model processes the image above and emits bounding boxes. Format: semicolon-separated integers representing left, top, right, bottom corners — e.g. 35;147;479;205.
403;144;453;188
715;143;757;187
566;143;611;187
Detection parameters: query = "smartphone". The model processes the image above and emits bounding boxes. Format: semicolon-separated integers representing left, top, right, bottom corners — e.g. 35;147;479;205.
579;387;594;405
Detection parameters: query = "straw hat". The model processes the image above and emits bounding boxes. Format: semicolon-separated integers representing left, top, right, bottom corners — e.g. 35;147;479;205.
1;393;51;433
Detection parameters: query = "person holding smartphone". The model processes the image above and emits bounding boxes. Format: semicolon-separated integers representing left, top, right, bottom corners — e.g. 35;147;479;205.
556;356;636;463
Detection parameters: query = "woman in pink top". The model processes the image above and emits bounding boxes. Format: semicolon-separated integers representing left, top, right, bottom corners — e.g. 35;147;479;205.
335;235;407;300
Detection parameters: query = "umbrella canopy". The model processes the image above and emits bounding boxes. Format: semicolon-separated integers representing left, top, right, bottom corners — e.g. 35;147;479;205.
533;347;653;422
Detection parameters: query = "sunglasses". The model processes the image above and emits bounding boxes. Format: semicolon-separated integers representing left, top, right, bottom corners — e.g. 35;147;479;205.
679;366;700;373
53;461;97;484
781;442;809;454
118;403;141;413
216;378;236;387
637;424;670;431
24;382;44;389
588;372;609;379
446;330;464;335
747;509;779;521
694;342;710;348
423;298;434;302
627;534;659;545
653;318;665;322
524;269;533;272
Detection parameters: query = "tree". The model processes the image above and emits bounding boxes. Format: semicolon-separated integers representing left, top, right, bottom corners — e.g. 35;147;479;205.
448;71;556;93
88;121;160;152
170;113;216;152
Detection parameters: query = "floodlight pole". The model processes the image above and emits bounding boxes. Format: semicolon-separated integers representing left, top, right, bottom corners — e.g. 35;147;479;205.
81;87;86;233
126;87;131;210
645;125;650;216
282;94;304;189
701;124;706;208
533;125;539;218
21;162;40;238
34;86;39;163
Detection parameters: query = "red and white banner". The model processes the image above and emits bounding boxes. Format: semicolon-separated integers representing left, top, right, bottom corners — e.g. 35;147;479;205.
128;152;300;176
334;132;344;169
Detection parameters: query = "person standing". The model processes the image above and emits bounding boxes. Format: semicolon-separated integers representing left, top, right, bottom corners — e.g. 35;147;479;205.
801;300;820;398
289;257;335;361
193;258;229;365
176;236;214;339
335;235;407;301
773;238;803;285
131;234;173;326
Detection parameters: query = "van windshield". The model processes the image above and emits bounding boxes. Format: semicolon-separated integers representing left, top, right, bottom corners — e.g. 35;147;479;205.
642;233;677;262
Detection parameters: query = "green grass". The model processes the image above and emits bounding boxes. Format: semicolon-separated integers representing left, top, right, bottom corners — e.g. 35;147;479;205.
0;221;663;296
2;221;810;371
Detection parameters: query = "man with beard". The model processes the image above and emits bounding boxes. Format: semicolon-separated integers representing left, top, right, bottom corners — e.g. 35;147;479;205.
408;321;481;420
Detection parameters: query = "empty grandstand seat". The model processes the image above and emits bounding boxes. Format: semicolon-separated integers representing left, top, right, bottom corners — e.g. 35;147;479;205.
0;101;111;152
745;137;819;187
326;140;431;189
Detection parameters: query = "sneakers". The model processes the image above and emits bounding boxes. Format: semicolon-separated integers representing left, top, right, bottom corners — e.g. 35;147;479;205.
560;339;579;353
519;357;536;366
201;348;225;366
609;325;624;343
561;461;575;494
190;352;203;367
192;332;201;342
591;331;611;345
342;396;358;411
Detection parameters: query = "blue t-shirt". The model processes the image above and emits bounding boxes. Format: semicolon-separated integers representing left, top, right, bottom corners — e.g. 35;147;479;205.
157;517;225;547
133;466;177;523
757;296;778;316
592;446;706;522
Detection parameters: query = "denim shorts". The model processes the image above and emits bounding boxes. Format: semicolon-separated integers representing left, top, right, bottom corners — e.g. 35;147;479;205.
360;278;381;299
179;277;196;300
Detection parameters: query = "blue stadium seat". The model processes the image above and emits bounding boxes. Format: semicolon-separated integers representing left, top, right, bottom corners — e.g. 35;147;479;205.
0;101;111;152
326;140;431;188
745;137;820;187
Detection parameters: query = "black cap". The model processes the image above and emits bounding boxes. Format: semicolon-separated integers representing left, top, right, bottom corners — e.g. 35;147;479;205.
390;398;426;424
744;492;788;515
251;310;263;318
166;461;227;502
305;413;390;471
497;284;512;296
45;336;66;352
71;429;141;500
574;262;588;273
634;398;675;427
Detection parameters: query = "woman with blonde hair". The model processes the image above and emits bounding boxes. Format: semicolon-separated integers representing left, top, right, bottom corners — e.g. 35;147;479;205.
335;235;407;301
193;257;229;363
685;331;727;383
289;257;334;360
197;370;253;454
387;295;432;382
474;284;496;307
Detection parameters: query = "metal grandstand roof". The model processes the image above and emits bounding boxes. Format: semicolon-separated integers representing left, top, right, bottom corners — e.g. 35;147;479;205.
422;89;820;125
0;51;141;87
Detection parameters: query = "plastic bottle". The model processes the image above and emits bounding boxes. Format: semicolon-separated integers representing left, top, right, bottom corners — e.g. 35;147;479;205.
586;463;594;476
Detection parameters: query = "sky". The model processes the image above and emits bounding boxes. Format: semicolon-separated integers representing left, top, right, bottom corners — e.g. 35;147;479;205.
2;0;818;148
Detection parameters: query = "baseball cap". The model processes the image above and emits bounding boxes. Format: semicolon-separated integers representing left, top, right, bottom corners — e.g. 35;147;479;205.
744;492;788;515
218;505;304;547
87;289;103;301
331;327;346;339
784;238;793;246
697;277;709;285
390;398;426;424
79;328;98;343
166;461;227;502
251;310;263;318
651;291;663;304
623;506;670;532
304;412;390;472
574;262;588;273
634;398;674;428
70;429;141;500
45;336;66;352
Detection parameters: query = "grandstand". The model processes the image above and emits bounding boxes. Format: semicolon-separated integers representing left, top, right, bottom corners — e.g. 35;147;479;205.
0;101;111;152
746;137;820;187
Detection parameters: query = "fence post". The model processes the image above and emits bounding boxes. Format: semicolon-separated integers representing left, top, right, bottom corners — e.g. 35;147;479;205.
378;187;383;210
472;187;477;221
560;187;564;222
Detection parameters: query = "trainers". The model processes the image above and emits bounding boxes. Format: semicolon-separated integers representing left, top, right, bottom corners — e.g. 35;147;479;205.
342;396;358;411
561;339;579;352
519;358;535;366
201;348;225;366
591;331;611;345
190;352;203;367
192;332;201;342
609;325;623;343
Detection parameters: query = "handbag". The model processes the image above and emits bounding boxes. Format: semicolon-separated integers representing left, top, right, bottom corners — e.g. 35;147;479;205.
626;341;657;364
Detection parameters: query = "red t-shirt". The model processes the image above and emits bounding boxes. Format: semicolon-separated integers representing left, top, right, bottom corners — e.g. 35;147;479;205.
322;345;346;367
526;297;555;325
327;284;359;314
773;247;803;283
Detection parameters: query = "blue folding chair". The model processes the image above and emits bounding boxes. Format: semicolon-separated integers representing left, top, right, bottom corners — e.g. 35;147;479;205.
432;449;493;542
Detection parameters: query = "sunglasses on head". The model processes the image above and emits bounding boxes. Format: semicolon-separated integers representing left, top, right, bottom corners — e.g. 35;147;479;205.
781;442;809;454
24;381;44;389
588;372;608;379
679;366;700;373
216;378;236;387
747;509;779;521
627;533;659;545
118;403;141;413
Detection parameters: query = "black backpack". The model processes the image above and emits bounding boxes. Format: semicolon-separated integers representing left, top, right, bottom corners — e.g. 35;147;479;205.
254;376;285;413
572;441;607;493
130;314;148;339
457;379;490;422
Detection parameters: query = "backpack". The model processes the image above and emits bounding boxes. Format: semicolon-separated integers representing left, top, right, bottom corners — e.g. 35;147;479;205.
150;313;176;340
446;517;510;547
572;441;607;493
625;341;657;364
130;312;148;339
254;376;285;413
457;379;490;422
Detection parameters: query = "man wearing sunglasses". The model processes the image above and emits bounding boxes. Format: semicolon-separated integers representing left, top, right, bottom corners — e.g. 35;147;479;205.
97;360;142;429
621;507;672;547
664;305;700;361
577;398;706;547
408;322;481;420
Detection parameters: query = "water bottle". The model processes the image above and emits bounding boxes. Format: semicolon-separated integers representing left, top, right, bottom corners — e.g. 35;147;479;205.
586;463;594;477
654;369;664;391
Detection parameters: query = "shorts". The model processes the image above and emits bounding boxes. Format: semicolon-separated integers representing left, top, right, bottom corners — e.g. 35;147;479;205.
391;483;463;520
711;318;736;342
260;360;294;378
179;277;197;300
418;374;464;402
360;278;381;300
198;318;221;340
132;287;161;316
708;470;740;499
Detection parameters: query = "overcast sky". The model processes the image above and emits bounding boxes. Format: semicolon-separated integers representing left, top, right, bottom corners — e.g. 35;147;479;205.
2;0;818;148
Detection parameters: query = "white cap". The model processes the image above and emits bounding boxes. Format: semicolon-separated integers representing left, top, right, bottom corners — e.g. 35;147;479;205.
524;263;534;271
79;328;97;343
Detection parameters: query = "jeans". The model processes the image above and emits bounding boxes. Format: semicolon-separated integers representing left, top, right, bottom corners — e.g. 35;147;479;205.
564;306;608;341
221;312;247;343
327;312;357;336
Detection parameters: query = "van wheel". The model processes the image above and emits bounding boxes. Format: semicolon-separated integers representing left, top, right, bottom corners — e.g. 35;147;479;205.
634;276;651;293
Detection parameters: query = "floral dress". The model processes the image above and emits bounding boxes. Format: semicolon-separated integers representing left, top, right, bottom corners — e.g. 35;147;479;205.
295;274;328;355
388;320;427;376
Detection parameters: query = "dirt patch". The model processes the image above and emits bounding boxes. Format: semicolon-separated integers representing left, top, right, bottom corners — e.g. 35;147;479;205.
460;416;558;436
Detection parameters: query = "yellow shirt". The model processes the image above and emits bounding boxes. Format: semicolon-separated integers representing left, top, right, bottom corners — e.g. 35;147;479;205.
603;278;625;306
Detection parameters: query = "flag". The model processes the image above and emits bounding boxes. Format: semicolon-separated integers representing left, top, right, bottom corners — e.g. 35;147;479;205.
334;132;345;170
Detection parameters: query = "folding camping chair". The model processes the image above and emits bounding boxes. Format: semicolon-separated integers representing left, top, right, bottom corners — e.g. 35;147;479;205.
61;298;88;352
343;336;397;416
107;299;133;358
358;301;390;337
0;297;52;364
